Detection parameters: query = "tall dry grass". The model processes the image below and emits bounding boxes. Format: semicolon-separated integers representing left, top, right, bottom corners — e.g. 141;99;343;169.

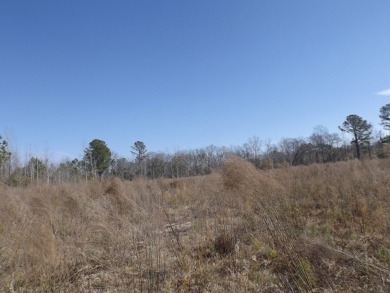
1;158;390;292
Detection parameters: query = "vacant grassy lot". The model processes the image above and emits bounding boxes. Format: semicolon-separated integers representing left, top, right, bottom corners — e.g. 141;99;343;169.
1;158;390;292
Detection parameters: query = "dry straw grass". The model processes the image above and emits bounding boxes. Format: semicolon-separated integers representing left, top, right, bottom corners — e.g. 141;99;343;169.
1;157;390;292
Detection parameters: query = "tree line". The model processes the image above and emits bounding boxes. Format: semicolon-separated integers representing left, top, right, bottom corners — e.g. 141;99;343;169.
1;103;390;186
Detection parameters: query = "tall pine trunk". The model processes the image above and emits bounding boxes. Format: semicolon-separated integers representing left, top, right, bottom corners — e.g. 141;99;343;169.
354;139;361;159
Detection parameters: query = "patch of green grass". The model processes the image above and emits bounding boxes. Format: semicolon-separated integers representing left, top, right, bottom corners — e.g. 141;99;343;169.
295;259;316;288
377;246;390;262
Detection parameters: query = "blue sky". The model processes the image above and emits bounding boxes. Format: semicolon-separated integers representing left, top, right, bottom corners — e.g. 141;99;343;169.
1;1;390;161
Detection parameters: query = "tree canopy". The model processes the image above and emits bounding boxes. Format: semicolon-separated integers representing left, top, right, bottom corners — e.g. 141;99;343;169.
0;135;11;181
379;103;390;131
339;114;372;159
131;141;147;162
84;139;112;178
0;135;11;165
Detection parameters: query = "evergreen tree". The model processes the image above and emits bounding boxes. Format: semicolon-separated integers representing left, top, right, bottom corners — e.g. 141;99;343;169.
131;141;147;176
0;135;11;180
379;103;390;134
131;141;147;162
339;114;372;159
83;139;112;178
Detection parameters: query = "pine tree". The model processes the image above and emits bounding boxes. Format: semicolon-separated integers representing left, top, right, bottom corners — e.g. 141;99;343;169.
339;114;372;159
83;139;112;178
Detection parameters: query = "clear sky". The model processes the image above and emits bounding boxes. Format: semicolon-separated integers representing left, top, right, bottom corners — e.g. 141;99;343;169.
1;1;390;161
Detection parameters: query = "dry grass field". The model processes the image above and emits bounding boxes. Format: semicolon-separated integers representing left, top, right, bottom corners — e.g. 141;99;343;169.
1;157;390;292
